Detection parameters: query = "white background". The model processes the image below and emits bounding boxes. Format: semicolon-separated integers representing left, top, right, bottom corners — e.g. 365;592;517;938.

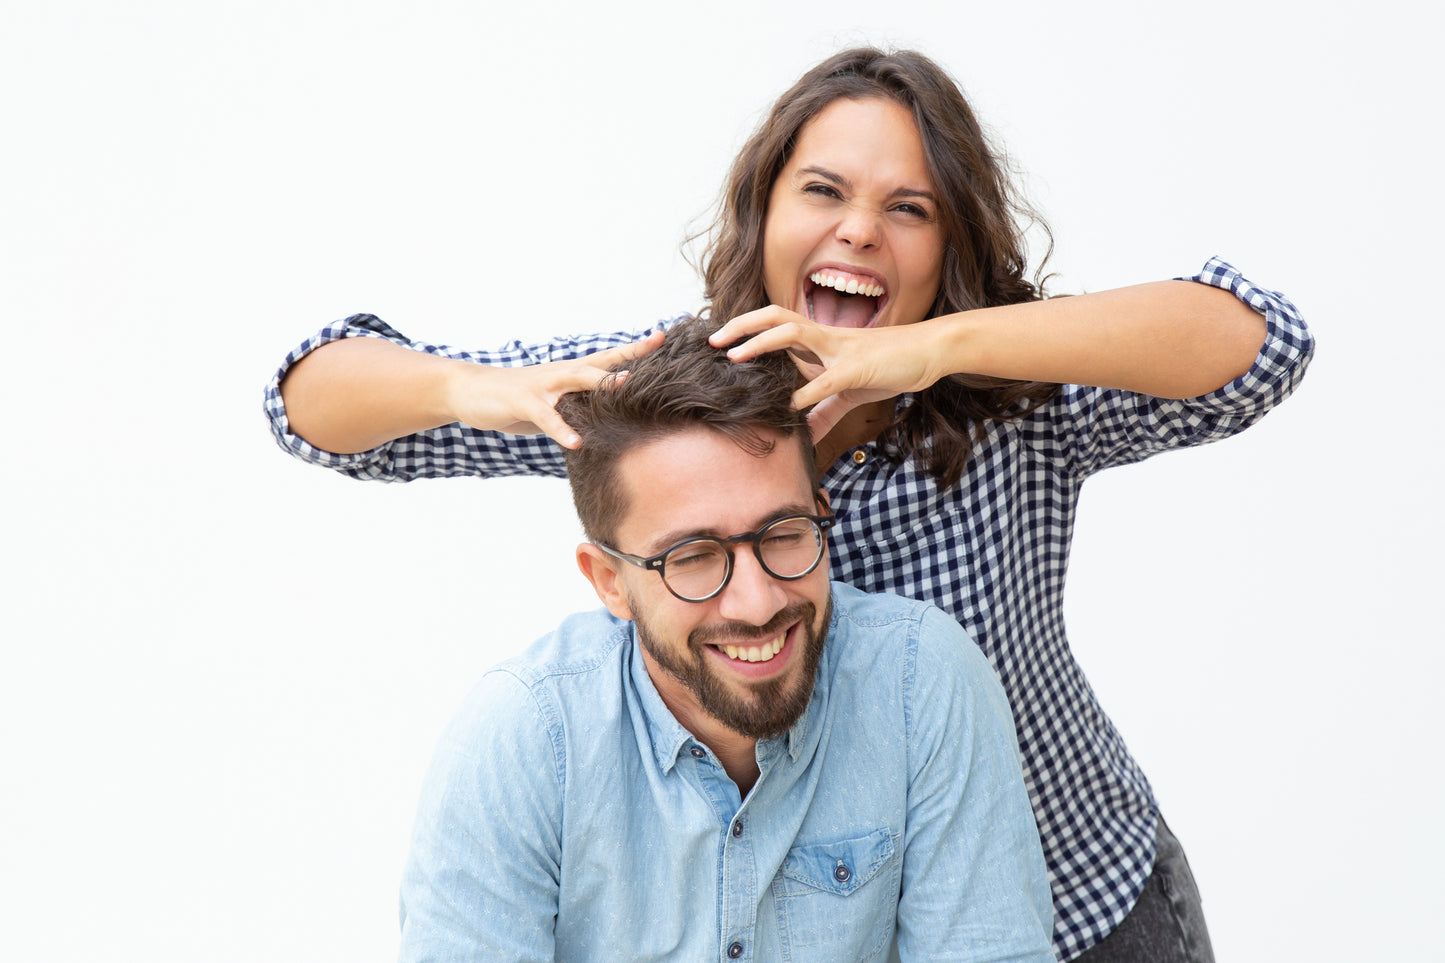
3;1;1440;960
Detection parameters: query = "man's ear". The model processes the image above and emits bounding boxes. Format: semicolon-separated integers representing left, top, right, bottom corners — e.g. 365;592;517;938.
576;544;634;621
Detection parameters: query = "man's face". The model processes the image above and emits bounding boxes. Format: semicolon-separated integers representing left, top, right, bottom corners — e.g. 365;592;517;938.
589;426;832;740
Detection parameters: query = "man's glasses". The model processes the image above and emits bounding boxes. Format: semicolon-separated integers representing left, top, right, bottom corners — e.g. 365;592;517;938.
596;512;836;603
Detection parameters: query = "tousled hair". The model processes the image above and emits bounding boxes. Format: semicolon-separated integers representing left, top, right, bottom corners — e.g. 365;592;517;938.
693;46;1061;489
557;318;812;545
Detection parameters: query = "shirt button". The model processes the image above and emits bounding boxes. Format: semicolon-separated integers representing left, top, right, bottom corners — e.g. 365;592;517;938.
689;746;706;759
851;449;867;465
732;819;744;838
727;942;744;959
833;862;851;883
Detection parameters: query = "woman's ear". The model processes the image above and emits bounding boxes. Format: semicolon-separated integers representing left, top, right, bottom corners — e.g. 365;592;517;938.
576;544;634;621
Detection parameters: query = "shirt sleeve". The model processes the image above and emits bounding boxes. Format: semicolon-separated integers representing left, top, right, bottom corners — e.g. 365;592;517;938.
1019;257;1316;478
397;669;565;963
262;315;679;482
894;608;1056;963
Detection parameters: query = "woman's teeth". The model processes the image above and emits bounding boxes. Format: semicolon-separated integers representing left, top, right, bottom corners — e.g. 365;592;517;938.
810;271;884;298
721;637;785;663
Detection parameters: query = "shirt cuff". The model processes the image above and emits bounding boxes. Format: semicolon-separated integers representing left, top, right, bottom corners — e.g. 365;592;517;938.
1176;256;1315;415
262;314;405;477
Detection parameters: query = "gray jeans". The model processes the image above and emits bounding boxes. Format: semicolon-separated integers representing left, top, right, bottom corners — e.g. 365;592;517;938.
1072;816;1215;962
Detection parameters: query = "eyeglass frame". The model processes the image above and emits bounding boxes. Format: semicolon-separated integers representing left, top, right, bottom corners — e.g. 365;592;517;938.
594;508;836;603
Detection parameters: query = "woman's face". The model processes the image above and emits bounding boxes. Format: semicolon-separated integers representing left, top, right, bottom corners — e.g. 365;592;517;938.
762;97;946;329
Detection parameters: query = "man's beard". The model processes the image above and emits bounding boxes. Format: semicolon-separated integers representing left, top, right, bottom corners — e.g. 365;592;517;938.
632;596;831;740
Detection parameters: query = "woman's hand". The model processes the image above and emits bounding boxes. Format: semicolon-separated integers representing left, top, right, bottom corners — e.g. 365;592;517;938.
452;332;665;448
710;306;946;439
446;332;666;448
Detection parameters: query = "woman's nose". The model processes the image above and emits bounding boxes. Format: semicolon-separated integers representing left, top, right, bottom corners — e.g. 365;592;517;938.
834;204;881;249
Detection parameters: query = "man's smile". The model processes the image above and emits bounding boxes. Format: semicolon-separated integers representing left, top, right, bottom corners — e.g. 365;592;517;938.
701;620;800;678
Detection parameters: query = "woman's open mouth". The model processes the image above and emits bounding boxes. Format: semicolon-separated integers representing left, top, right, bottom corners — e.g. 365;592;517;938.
805;268;887;328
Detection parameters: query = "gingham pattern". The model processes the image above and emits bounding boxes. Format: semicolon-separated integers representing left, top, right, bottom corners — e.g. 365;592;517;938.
264;258;1313;959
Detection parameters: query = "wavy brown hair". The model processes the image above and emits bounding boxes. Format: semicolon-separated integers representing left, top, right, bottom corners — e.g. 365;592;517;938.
695;47;1060;489
557;317;813;546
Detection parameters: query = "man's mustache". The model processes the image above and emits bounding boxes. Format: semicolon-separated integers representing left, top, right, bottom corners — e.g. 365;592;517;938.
689;601;815;647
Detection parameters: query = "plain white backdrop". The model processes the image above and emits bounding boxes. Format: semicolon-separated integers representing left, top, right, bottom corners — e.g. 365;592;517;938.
3;1;1440;960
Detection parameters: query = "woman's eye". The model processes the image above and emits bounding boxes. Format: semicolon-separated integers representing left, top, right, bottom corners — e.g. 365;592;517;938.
892;202;930;219
803;183;842;199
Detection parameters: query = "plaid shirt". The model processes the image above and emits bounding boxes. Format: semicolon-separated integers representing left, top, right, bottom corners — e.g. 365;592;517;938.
265;258;1313;959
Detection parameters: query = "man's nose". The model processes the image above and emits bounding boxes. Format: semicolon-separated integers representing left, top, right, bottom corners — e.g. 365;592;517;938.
714;547;788;626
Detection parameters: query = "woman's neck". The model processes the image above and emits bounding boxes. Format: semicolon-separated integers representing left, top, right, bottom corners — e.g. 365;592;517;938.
814;399;895;473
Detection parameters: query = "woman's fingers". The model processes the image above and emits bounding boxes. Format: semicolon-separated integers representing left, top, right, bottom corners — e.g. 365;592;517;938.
723;326;823;365
710;306;815;356
715;311;946;426
526;403;583;450
449;331;667;448
803;394;854;442
708;306;782;348
597;330;666;369
536;330;667;447
791;367;847;410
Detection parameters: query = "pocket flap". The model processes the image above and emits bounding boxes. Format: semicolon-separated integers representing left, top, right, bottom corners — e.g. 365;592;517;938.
778;829;896;896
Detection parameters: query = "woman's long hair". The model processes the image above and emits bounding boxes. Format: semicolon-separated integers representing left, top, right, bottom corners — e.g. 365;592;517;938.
695;47;1061;489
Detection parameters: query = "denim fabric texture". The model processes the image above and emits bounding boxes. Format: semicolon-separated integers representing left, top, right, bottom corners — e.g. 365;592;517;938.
397;582;1055;962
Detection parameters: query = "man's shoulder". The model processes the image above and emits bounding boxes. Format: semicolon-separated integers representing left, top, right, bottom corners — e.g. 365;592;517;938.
492;607;634;687
447;608;634;739
828;581;970;654
829;579;935;626
827;581;996;688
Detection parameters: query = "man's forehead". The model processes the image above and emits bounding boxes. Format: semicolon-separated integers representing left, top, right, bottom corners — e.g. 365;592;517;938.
614;427;816;549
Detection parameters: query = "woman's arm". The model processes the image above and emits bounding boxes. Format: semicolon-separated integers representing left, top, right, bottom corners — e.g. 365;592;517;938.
264;315;670;481
281;333;661;454
923;279;1264;399
713;260;1293;440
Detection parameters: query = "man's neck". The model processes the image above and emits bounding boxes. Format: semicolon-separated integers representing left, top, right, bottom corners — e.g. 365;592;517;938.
701;729;762;798
638;653;764;796
666;697;762;797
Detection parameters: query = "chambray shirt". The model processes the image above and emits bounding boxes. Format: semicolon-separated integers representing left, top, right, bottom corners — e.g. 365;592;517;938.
267;258;1313;959
398;582;1055;962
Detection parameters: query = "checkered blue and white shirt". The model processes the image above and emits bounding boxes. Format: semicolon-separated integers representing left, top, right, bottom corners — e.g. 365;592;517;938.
265;258;1313;960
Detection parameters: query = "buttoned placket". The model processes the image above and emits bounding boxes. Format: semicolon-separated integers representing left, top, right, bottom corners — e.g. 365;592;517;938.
687;736;786;963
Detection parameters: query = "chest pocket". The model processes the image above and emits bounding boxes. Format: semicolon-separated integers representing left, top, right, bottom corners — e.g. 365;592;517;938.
772;830;899;961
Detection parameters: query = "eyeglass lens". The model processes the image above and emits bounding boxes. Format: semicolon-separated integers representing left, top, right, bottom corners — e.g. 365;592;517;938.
663;517;824;601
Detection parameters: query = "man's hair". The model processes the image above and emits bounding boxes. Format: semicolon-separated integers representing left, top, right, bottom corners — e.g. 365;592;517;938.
557;318;812;545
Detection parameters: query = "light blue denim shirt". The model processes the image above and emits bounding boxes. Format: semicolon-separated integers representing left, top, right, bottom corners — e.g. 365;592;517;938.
399;582;1054;962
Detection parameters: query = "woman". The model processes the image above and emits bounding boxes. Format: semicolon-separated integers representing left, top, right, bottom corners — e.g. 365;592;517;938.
266;48;1312;961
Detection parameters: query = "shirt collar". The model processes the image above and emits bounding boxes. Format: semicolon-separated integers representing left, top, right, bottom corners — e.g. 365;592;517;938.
626;634;695;773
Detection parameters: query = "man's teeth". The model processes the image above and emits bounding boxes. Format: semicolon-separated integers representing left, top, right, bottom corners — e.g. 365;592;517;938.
810;271;884;298
721;637;785;663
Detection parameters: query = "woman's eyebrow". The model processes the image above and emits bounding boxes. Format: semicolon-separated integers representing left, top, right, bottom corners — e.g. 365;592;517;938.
796;165;851;189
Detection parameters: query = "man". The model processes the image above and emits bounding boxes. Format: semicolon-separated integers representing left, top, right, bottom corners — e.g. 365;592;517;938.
397;319;1054;962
